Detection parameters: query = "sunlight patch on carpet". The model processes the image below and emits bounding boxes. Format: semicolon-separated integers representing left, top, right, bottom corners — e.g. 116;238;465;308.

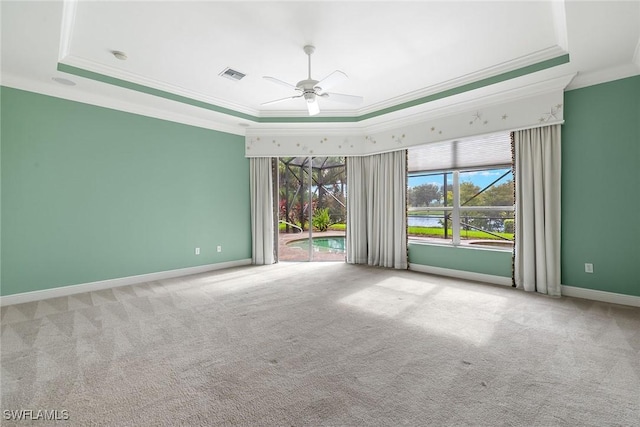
340;280;507;346
339;286;421;318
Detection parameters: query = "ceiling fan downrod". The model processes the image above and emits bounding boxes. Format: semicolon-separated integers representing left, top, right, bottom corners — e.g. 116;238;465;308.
298;45;319;101
304;45;315;80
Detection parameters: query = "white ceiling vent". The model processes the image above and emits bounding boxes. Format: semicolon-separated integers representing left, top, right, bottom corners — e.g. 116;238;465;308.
219;67;246;82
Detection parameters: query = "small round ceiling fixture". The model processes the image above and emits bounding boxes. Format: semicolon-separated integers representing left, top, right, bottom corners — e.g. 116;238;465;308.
112;50;128;61
52;77;76;86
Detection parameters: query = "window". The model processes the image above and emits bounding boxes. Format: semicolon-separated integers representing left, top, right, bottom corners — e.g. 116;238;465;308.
407;133;514;249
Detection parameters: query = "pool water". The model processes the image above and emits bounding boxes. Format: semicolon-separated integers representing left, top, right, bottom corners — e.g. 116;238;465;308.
287;236;346;253
467;240;514;248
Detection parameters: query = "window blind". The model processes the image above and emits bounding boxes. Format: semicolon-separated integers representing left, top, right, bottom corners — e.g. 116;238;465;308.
408;132;512;173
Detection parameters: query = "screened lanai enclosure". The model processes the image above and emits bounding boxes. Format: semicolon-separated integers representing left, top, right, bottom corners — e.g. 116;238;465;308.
277;156;346;262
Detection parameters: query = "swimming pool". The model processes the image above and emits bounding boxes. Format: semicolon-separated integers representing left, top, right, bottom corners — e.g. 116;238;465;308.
287;236;346;253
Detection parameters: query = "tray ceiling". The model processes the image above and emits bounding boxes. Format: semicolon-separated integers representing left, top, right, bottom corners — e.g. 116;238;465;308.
1;1;639;133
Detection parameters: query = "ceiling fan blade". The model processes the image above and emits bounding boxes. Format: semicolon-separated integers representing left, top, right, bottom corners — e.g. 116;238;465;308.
263;76;298;90
320;92;363;105
262;95;302;106
307;98;320;116
315;70;348;92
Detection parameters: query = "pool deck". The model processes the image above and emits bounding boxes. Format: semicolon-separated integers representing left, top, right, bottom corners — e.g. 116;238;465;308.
278;232;511;262
278;231;346;262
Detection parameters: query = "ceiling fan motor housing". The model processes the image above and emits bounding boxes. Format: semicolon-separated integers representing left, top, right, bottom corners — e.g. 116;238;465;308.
297;78;320;102
297;79;319;90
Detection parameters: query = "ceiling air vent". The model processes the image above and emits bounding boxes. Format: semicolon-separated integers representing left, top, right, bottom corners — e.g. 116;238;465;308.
219;67;246;82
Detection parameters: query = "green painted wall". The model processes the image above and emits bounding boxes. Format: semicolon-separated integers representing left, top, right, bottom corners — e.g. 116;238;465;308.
561;76;640;297
408;243;512;277
3;76;638;298
1;87;251;296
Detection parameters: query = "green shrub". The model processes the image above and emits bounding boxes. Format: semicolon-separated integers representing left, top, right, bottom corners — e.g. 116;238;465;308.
407;226;513;240
313;208;331;232
503;219;514;234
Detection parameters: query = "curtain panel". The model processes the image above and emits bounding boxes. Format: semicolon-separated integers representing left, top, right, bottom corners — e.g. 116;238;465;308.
346;151;408;269
250;157;275;265
513;125;561;296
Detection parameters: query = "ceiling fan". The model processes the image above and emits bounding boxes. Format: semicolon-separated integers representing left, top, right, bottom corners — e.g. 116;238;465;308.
262;45;363;116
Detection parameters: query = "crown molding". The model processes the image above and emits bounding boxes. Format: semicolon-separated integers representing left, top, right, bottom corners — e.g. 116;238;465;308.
360;72;576;135
245;72;575;139
60;55;260;117
58;0;77;60
245;87;566;158
550;0;569;52
58;51;570;124
1;73;246;137
358;46;568;116
566;63;640;91
246;125;365;137
258;108;358;118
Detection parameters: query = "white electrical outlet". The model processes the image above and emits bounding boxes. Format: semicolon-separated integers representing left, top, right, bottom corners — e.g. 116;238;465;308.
585;263;593;273
195;247;200;255
217;245;222;253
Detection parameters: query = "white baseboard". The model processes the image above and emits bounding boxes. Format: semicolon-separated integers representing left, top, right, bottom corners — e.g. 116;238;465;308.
408;263;513;287
408;264;640;307
0;259;252;307
561;285;640;308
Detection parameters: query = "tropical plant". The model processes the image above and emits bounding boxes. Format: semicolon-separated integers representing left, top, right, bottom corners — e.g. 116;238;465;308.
313;207;331;232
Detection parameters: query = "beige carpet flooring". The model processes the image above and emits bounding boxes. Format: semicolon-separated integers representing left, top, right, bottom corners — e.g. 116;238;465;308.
1;263;639;426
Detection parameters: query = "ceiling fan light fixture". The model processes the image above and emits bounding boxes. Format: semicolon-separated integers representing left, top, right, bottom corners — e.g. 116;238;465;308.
307;98;320;116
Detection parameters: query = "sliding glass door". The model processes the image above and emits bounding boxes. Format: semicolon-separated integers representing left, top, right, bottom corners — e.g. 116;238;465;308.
277;157;346;262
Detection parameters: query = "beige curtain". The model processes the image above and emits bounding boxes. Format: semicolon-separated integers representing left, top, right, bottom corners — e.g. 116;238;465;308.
346;151;407;269
513;125;561;296
250;157;275;265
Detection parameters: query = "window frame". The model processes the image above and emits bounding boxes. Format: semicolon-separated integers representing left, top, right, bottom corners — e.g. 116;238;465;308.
408;164;514;250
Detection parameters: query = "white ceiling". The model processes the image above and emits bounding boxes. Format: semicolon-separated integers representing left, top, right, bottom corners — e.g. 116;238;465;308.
1;1;639;134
